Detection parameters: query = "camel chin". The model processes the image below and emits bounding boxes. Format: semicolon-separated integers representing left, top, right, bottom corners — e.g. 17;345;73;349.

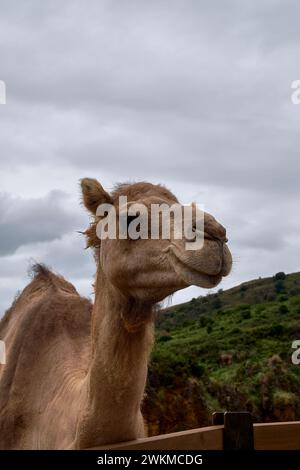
175;264;223;289
167;241;232;289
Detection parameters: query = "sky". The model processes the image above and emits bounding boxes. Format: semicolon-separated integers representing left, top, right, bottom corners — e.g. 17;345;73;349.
0;0;300;315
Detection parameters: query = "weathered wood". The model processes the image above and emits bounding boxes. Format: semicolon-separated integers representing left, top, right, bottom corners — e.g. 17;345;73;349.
89;425;224;450
254;421;300;450
223;412;254;450
212;411;224;426
89;421;300;450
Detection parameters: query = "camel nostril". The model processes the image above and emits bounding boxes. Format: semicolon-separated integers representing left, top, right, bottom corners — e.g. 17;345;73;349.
219;225;226;238
217;226;227;243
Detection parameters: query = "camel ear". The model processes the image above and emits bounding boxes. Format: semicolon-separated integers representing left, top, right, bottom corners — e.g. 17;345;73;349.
81;178;112;214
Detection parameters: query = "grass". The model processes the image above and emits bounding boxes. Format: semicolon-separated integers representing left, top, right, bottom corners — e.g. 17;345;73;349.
143;271;300;435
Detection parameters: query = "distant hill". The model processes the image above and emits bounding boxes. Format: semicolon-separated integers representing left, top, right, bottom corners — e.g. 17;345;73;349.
143;271;300;436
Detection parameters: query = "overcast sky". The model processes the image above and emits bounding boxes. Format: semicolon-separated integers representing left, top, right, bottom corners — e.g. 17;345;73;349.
0;0;300;315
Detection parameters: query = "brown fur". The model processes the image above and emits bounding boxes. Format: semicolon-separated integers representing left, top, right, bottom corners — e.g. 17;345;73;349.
0;265;92;449
84;181;178;249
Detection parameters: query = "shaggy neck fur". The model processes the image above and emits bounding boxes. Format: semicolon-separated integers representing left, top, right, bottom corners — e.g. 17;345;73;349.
74;268;154;448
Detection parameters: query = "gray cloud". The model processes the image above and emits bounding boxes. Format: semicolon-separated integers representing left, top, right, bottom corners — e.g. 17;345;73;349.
0;191;84;255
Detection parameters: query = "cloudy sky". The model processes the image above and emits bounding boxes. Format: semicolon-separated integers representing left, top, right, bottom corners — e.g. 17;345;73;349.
1;0;300;315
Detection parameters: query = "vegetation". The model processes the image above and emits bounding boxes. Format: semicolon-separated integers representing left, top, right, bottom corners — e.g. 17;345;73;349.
143;272;300;436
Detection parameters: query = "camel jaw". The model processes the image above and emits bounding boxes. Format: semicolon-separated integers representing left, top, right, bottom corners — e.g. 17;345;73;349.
167;246;229;289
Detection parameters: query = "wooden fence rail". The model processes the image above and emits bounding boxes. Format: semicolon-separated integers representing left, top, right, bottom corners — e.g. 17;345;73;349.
90;413;300;451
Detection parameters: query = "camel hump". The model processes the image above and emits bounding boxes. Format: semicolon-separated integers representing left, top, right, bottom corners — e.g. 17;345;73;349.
0;264;90;336
28;263;78;295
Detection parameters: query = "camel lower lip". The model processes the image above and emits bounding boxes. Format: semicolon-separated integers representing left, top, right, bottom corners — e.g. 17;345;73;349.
169;251;223;288
182;264;222;288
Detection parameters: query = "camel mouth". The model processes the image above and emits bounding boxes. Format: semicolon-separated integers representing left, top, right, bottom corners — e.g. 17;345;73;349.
167;247;225;289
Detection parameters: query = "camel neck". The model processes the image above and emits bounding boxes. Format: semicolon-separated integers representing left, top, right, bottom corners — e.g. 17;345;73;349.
75;270;154;448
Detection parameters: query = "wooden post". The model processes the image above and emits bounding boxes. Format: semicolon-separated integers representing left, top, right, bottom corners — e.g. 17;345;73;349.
212;411;254;450
212;411;224;426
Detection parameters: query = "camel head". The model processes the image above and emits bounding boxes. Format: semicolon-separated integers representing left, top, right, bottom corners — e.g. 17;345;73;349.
81;179;232;304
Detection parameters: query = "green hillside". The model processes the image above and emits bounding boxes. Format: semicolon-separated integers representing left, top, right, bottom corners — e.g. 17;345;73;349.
143;271;300;436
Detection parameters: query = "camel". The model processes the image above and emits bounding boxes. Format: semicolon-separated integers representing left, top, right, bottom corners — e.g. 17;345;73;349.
0;179;232;449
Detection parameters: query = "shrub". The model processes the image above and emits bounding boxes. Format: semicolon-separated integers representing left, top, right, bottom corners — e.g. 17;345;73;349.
278;305;289;315
270;324;284;336
290;296;300;307
212;297;222;309
199;316;208;328
158;335;172;343
231;327;241;335
238;304;251;311
190;362;205;377
241;309;251;320
274;272;286;280
275;280;285;294
255;305;265;314
290;288;300;296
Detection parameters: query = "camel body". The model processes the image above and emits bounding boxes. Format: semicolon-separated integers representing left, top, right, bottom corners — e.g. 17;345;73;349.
0;269;92;449
0;179;232;449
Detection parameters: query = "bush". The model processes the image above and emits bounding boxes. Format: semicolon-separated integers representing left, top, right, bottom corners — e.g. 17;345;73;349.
275;280;285;294
274;272;286;280
270;324;284;336
158;335;172;343
241;309;251;320
231;327;241;335
199;316;208;328
212;297;222;309
290;288;300;296
190;362;205;377
238;304;251;311
255;305;265;314
278;305;289;315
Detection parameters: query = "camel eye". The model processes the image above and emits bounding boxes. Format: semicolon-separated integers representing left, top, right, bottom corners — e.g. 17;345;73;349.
127;215;138;228
126;213;144;241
